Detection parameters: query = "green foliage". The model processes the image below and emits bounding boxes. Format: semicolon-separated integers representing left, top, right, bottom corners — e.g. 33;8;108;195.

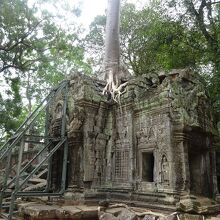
161;0;220;121
85;15;106;72
120;4;202;74
0;0;91;82
85;3;203;75
0;0;91;140
0;77;22;140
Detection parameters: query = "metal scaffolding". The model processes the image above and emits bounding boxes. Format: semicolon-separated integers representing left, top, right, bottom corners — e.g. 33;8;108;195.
0;80;69;219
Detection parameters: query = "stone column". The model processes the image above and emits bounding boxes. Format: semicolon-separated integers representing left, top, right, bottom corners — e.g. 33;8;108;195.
172;130;190;193
67;131;83;189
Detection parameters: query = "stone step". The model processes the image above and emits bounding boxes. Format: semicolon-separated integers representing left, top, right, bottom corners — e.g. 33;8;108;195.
18;204;98;219
207;217;220;220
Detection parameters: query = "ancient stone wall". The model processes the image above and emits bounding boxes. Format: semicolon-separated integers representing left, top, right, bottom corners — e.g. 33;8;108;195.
48;69;219;209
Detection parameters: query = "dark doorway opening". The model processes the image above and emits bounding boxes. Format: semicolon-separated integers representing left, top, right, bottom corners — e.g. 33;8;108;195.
188;151;212;197
142;152;154;182
216;152;220;192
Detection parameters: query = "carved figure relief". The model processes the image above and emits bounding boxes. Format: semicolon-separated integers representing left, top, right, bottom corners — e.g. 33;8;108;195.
117;129;128;140
48;101;64;136
67;107;85;131
161;155;169;185
136;126;156;145
55;103;63;119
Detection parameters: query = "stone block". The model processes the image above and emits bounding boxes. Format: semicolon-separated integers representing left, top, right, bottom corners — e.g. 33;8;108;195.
99;212;119;220
56;206;82;219
21;204;58;219
117;209;138;220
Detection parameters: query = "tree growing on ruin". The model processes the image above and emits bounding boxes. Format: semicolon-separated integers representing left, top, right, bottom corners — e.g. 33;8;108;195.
102;0;128;102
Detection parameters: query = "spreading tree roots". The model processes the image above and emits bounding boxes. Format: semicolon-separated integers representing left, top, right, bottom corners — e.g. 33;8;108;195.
102;69;128;103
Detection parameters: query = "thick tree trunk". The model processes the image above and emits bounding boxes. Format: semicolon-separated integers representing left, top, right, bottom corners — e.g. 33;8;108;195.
102;0;128;102
103;0;120;82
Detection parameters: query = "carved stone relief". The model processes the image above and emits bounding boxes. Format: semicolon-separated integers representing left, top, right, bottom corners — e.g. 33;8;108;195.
48;70;218;205
160;155;169;185
67;107;85;132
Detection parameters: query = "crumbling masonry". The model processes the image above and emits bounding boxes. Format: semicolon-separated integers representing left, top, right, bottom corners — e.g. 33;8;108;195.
49;69;220;213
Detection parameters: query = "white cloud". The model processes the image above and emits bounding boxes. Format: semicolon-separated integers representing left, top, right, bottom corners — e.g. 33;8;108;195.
77;0;149;29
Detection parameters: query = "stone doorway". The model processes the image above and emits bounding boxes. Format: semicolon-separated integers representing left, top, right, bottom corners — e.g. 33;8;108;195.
188;151;212;197
142;152;154;182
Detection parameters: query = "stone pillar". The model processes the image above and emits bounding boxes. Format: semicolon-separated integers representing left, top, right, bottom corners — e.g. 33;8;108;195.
67;131;83;189
172;130;190;192
211;149;219;196
82;101;109;188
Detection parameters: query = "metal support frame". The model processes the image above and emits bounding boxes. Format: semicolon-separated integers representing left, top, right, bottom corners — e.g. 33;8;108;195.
4;142;52;190
0;80;69;220
8;137;25;219
60;84;68;192
45;104;52;192
0;149;12;209
0;80;67;158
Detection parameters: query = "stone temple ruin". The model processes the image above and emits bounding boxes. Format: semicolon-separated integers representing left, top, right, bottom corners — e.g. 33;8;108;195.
48;69;220;214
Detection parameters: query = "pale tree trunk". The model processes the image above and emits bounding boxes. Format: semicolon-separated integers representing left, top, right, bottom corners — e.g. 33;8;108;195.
102;0;128;102
104;0;120;80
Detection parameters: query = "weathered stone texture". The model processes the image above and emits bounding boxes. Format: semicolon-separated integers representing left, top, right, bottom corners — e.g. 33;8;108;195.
48;69;219;213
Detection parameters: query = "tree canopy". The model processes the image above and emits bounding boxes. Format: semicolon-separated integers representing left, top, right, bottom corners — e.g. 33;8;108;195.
0;0;91;141
1;0;220;141
161;0;220;120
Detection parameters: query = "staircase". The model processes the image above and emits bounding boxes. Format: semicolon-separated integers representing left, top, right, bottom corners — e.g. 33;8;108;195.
0;80;69;219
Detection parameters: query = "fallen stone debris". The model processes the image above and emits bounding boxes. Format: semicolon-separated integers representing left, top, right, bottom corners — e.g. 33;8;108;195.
14;199;220;220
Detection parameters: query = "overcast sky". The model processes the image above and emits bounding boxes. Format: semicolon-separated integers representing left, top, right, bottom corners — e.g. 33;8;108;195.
27;0;149;31
73;0;149;28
